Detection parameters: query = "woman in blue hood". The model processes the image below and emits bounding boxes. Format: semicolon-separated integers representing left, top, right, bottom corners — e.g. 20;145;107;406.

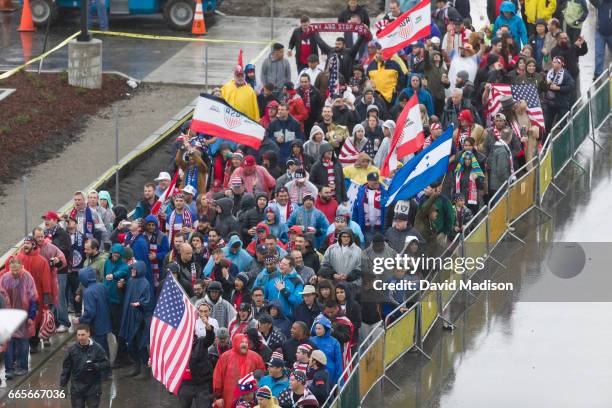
493;1;528;48
119;261;153;378
77;267;113;354
309;315;343;385
103;244;130;335
268;300;292;338
264;205;289;244
245;63;258;90
399;74;435;116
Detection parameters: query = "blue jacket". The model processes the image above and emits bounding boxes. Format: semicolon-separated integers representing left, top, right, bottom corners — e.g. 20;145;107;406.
254;267;304;319
287;205;330;248
142;215;170;298
103;244;130;305
203;235;253;277
266;117;304;164
310;315;343;385
400;75;435;116
352;184;387;234
258;375;290;397
494;2;529;48
78;267;112;336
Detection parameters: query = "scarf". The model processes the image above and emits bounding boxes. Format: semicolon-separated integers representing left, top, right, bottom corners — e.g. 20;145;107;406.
454;152;484;205
300;86;312;110
457;126;472;150
190;260;197;287
147;232;161;288
70;207;94;238
185;165;199;194
44;225;60;241
323;159;335;188
70;231;85;269
509;119;524;157
545;67;565;100
303;22;372;41
168;207;193;244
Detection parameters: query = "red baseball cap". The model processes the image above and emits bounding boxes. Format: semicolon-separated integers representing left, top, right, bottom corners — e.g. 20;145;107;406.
42;211;60;221
244;155;256;166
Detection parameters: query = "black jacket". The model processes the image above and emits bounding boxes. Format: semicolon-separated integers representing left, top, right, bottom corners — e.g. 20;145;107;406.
238;192;268;244
297;86;324;132
338;4;370;27
189;327;215;387
309;144;347;203
550;43;588;81
177;256;203;297
282;337;317;368
60;339;110;397
50;226;72;274
293;301;322;331
308;366;330;405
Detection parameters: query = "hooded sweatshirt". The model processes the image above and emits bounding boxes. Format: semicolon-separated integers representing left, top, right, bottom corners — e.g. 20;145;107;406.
303;126;326;159
493;2;528;48
319;228;362;282
203;234;254;277
309;143;348;203
400;74;435;116
309;315;343;385
253;265;304;319
214;197;241;240
264;205;289;243
374;120;396;169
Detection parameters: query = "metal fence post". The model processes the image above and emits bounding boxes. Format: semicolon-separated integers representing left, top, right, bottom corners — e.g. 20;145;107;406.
114;106;120;204
270;0;274;41
22;175;28;237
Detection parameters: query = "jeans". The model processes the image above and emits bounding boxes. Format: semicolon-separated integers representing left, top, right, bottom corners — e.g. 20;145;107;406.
5;338;29;373
71;394;101;408
178;381;212;408
57;274;71;327
595;31;612;77
88;0;108;31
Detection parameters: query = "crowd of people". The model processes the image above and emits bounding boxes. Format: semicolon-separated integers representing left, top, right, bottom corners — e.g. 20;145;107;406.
0;0;607;407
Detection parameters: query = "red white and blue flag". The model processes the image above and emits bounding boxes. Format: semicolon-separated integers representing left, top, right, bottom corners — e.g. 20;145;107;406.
327;53;341;97
150;274;197;394
191;94;265;149
487;83;545;130
381;94;424;176
150;170;180;216
375;0;431;60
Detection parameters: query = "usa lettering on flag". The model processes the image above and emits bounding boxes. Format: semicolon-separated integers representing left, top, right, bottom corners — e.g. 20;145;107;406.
487;84;545;130
375;0;431;60
150;274;197;394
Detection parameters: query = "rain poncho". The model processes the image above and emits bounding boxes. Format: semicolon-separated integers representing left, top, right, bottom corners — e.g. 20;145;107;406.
213;333;266;408
119;261;152;353
309;315;343;385
221;78;261;122
0;267;38;338
78;267;112;337
453;151;485;205
103;244;130;305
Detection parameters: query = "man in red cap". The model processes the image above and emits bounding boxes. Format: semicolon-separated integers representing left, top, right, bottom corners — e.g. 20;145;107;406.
230;155;276;194
221;65;261;122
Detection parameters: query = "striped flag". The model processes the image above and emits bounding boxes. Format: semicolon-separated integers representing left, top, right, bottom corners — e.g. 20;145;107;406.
150;274;197;394
375;0;431;59
338;136;360;167
380;94;423;176
487;83;545;130
150;170;180;217
327;53;340;97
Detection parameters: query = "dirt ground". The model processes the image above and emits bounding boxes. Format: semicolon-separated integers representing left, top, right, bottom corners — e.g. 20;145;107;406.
0;72;130;188
0;83;199;255
219;0;382;18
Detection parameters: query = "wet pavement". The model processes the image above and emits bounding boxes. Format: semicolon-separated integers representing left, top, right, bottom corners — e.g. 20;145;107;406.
0;12;296;85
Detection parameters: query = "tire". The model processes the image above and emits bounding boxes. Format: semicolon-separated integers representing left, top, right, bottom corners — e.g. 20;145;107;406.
163;0;195;31
30;0;58;27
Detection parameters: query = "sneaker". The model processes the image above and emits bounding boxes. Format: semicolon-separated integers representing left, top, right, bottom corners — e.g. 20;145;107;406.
14;368;28;377
56;325;68;333
5;372;14;380
43;339;51;348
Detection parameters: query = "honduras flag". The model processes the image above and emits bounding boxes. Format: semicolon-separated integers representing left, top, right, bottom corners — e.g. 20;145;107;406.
382;125;454;207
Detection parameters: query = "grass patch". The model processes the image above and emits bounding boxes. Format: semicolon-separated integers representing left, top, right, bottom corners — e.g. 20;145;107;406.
75;87;89;95
0;125;11;135
14;114;31;125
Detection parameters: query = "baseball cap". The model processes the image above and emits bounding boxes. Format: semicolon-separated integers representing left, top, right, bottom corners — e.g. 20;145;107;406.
41;211;60;221
394;212;410;221
294;169;306;179
256;244;269;255
302;194;315;202
230;177;243;187
244;155;256;166
367;172;379;182
182;185;197;196
286;158;297;167
154;171;171;182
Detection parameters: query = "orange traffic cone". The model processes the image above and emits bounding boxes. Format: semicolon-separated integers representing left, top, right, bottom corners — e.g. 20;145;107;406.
0;0;17;12
191;0;206;35
19;31;33;62
17;0;36;31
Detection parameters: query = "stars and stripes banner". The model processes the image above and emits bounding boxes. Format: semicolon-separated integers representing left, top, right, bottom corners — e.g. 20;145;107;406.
380;93;424;176
487;83;545;130
150;274;197;394
327;53;340;97
338;136;359;167
375;0;431;60
191;94;265;149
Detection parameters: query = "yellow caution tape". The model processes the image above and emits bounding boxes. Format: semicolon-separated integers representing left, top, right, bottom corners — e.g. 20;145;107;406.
90;30;271;45
0;31;81;81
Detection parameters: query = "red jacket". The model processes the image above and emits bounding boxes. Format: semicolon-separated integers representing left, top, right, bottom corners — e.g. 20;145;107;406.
315;196;339;223
287;94;309;132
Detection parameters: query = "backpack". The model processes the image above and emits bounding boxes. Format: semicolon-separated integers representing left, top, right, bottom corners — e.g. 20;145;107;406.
563;0;585;28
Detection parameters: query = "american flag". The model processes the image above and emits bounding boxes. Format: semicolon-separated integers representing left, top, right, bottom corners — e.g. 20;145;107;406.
150;274;197;394
487;83;545;130
327;53;340;97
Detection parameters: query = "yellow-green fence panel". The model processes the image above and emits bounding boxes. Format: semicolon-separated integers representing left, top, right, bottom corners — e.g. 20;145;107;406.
539;148;553;199
359;334;385;397
420;289;438;340
488;197;507;246
384;308;416;367
508;169;536;222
